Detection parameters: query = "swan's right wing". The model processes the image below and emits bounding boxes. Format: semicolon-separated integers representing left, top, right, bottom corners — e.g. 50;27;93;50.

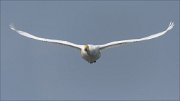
98;22;174;50
10;24;83;50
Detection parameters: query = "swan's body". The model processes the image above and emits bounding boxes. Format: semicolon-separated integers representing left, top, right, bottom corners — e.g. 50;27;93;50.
10;22;174;63
80;45;101;63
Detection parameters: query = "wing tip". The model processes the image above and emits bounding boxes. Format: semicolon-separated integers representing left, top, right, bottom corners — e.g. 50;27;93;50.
9;23;15;30
167;21;175;31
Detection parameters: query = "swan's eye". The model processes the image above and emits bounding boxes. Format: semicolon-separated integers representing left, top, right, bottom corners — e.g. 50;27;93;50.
85;48;88;52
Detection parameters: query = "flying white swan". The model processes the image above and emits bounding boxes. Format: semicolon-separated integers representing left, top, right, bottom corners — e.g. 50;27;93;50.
10;22;174;63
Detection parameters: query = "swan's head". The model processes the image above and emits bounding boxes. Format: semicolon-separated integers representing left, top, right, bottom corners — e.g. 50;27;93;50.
84;44;89;52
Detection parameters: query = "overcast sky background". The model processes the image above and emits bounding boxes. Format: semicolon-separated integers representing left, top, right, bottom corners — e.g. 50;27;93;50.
1;1;179;100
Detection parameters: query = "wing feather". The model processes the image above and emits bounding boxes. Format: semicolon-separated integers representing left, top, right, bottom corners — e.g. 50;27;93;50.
10;24;82;50
99;22;174;50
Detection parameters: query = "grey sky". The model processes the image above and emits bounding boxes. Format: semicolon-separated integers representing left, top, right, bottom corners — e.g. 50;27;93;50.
1;1;179;100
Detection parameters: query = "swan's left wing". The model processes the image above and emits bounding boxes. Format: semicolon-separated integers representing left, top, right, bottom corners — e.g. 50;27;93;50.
98;22;174;50
10;24;83;50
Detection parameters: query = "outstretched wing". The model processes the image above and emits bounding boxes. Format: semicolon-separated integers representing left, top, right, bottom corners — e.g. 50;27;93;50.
10;24;83;50
99;22;174;50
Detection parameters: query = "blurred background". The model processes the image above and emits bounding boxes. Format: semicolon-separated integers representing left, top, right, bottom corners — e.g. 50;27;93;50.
1;1;179;100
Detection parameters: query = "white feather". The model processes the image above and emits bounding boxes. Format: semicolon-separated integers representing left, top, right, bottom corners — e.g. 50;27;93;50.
10;22;174;63
98;22;174;50
10;24;82;50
